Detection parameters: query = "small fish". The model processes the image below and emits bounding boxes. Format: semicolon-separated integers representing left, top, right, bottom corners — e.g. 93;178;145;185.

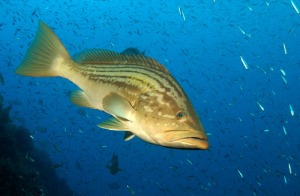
283;126;287;135
288;163;292;174
15;21;209;150
0;72;4;85
181;9;186;21
51;163;63;169
178;6;186;21
288;27;295;34
186;159;193;165
289;104;294;116
240;56;248;69
126;185;135;195
238;26;251;38
237;169;244;178
121;47;145;56
280;68;286;76
106;153;122;175
178;6;181;15
52;143;61;152
257;101;264;111
31;8;38;16
0;94;4;104
272;90;276;95
283;42;287;54
246;4;253;11
281;75;287;84
25;153;35;162
291;0;299;14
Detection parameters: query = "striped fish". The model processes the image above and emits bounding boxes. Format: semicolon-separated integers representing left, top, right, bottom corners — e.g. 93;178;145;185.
15;21;209;150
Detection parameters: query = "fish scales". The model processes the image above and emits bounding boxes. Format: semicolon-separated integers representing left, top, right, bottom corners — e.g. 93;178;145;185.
75;64;184;97
67;60;187;113
15;21;209;150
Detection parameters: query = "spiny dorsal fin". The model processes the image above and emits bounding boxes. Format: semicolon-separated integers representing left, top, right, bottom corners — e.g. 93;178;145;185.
121;47;145;56
73;49;169;73
74;49;120;63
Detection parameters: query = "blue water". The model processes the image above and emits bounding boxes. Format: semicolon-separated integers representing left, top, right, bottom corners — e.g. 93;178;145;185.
1;0;300;195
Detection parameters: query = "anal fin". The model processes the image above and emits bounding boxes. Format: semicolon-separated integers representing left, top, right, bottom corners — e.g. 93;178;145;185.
70;90;95;109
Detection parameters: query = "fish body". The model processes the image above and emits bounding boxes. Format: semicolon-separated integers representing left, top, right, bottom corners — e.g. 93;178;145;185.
15;21;209;150
51;163;63;169
106;153;121;175
0;72;4;85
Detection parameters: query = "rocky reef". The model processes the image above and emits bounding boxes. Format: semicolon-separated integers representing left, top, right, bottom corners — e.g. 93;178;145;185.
0;96;74;196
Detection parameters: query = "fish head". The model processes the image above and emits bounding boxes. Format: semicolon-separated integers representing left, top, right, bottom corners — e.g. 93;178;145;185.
136;91;209;150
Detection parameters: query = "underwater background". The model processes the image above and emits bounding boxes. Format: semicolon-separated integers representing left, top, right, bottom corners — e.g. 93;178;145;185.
1;0;300;195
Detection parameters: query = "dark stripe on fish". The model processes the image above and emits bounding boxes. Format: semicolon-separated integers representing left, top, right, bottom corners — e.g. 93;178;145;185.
75;64;184;98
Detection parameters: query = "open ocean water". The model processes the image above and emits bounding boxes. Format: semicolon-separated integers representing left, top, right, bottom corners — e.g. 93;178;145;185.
0;0;300;195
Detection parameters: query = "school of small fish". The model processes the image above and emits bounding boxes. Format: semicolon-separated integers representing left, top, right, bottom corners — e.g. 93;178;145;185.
1;0;299;195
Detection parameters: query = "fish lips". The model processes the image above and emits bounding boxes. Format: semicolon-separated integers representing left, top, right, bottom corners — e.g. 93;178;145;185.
163;130;209;150
176;137;209;150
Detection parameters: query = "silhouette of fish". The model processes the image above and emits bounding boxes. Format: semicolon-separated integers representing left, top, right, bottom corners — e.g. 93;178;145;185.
106;153;122;175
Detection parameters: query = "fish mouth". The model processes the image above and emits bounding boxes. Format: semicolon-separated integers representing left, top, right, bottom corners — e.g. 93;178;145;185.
177;136;209;150
163;130;209;150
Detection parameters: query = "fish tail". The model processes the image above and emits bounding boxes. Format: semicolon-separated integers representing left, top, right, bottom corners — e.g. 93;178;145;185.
15;21;72;77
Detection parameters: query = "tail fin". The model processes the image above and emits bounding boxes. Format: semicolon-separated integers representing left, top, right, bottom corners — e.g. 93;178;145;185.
15;21;72;77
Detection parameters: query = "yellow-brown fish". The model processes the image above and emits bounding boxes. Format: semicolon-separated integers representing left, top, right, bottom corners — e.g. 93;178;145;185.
15;21;209;150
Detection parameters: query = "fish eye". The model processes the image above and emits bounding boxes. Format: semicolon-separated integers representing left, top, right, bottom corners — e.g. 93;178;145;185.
176;111;186;120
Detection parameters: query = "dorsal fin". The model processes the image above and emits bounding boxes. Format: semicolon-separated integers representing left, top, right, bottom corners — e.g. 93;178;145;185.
73;49;169;73
121;47;145;56
74;49;120;63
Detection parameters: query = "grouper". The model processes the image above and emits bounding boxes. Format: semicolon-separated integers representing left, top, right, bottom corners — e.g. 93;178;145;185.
15;21;209;150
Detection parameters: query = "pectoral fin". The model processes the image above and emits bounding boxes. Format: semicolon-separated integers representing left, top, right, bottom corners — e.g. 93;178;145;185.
102;92;136;121
98;117;128;131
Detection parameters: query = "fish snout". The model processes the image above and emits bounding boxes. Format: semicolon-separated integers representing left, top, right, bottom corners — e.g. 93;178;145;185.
162;130;209;150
